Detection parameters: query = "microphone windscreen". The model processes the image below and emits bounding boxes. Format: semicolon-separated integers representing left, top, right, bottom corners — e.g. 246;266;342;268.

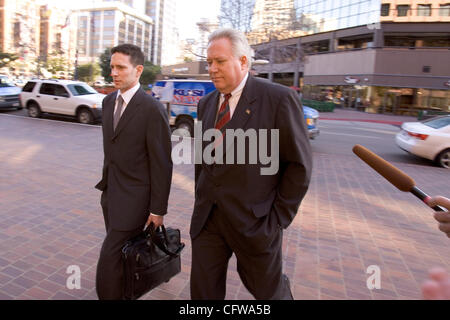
352;144;415;192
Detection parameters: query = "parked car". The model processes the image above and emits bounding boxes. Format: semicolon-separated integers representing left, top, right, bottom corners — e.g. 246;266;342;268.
20;79;106;124
0;75;22;110
395;115;450;168
13;78;26;87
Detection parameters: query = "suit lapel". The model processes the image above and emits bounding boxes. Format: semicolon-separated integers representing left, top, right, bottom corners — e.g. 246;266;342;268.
202;91;220;132
112;88;145;140
104;92;116;140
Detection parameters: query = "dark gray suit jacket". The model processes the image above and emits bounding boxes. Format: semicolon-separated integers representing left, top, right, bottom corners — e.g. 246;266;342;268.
95;88;173;231
191;75;312;246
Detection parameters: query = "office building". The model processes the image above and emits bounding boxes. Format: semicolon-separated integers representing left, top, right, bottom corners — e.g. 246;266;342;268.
381;0;450;22
72;1;153;64
252;0;450;115
0;0;41;77
145;0;178;66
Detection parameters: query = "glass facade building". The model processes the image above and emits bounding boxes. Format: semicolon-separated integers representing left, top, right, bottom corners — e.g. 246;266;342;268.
294;0;381;33
251;0;450;115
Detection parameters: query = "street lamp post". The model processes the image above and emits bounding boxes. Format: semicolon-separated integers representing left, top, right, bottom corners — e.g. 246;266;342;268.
74;49;79;80
37;56;41;78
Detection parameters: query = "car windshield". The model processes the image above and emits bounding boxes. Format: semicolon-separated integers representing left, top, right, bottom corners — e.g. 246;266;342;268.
0;77;15;87
423;116;450;129
67;84;97;96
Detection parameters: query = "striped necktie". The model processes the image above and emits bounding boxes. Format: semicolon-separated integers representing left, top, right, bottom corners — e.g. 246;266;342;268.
113;95;124;131
215;93;232;132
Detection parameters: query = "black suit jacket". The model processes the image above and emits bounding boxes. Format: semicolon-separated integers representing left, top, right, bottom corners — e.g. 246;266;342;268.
95;88;173;231
191;75;312;244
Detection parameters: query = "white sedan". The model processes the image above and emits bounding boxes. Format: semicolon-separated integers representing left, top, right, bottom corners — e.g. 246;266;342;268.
395;115;450;168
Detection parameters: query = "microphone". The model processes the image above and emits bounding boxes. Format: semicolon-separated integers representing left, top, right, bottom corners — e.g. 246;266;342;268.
352;144;446;212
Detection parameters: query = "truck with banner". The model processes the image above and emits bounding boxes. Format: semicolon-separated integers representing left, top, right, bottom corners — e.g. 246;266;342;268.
152;79;319;139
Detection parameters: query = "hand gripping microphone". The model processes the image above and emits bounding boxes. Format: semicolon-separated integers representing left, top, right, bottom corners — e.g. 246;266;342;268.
352;144;446;212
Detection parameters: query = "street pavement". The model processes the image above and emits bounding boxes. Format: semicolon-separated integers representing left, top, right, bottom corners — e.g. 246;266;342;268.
0;111;449;300
319;108;418;125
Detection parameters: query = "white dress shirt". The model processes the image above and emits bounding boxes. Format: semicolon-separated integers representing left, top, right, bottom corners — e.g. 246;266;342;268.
114;81;141;117
217;72;249;120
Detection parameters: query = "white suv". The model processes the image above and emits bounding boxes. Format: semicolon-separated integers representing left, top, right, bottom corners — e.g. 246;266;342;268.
20;79;106;124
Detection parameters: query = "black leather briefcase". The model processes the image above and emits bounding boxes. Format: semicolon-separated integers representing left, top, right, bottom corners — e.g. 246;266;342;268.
122;224;185;300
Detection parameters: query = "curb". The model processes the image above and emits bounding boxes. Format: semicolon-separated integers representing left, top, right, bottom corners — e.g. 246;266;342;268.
320;117;404;126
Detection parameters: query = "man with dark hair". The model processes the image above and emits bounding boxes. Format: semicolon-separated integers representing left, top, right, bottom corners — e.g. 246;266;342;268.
95;44;173;300
110;44;145;67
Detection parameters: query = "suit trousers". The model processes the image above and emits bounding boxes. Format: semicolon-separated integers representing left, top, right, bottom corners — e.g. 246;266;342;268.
96;190;143;300
190;206;293;300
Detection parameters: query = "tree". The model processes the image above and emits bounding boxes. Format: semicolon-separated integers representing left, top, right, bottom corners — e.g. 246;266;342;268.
0;53;19;68
76;63;100;83
140;61;161;87
219;0;255;32
45;51;69;76
99;48;113;83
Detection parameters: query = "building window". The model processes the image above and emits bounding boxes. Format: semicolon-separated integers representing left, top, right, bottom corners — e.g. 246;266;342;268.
381;4;390;16
78;17;87;29
440;4;450;16
397;5;410;17
417;4;432;16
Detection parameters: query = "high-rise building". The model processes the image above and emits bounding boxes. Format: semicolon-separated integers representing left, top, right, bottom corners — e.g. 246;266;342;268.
248;0;305;44
159;0;178;66
251;0;296;31
251;0;450;115
72;1;153;64
294;0;381;33
39;5;75;73
380;0;450;22
0;0;41;77
145;0;178;66
196;18;220;59
104;0;146;12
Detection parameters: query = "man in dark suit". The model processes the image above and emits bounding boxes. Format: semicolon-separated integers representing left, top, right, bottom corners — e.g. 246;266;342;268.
190;29;313;300
95;44;173;300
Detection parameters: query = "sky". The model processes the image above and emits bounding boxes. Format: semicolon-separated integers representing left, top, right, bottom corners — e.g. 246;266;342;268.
43;0;221;41
176;0;221;40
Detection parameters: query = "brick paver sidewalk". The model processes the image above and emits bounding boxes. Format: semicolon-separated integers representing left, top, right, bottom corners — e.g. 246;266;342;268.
0;114;449;300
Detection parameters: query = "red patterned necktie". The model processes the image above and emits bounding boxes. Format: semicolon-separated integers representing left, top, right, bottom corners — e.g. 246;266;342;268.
215;93;232;132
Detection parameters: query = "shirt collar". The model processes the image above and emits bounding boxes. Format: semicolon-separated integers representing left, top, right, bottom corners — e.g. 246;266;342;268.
221;72;249;99
117;82;141;105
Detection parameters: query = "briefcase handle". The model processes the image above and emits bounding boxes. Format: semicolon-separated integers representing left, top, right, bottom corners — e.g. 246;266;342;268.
144;224;184;257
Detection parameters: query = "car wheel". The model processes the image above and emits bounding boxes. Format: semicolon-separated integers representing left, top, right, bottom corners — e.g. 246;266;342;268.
436;149;450;169
28;102;41;118
77;108;94;125
16;106;23;110
176;119;194;137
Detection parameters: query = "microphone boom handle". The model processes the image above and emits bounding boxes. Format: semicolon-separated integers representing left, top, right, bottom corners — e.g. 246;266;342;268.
411;186;446;212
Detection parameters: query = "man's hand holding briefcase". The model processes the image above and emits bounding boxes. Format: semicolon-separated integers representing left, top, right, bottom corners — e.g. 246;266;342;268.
122;223;185;300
